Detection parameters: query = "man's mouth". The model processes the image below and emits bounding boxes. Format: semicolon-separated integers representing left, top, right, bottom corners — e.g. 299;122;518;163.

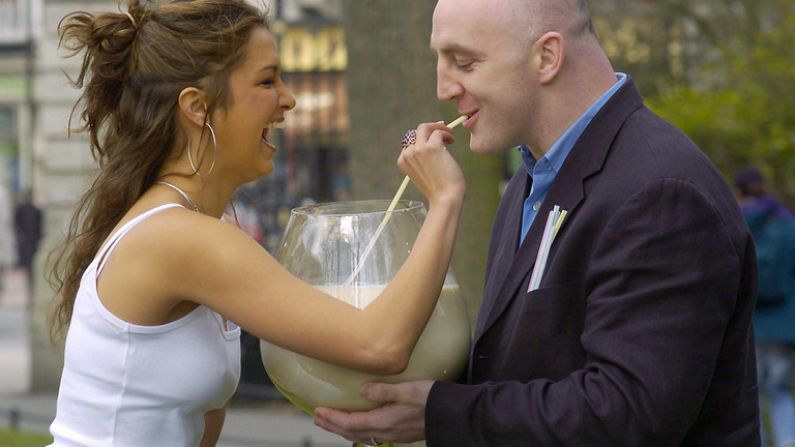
463;110;479;128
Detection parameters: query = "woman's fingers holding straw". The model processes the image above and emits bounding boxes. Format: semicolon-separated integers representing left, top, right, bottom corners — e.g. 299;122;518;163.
398;119;466;206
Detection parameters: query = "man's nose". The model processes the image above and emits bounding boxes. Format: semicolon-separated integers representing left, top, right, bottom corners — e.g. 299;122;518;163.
437;65;463;101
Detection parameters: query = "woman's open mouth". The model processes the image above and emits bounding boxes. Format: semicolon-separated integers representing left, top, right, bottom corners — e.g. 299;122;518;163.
261;127;276;153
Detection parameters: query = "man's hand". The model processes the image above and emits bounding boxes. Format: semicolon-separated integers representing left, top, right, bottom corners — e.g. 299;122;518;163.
314;380;434;445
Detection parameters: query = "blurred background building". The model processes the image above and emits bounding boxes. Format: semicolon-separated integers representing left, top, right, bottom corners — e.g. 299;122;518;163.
0;0;38;193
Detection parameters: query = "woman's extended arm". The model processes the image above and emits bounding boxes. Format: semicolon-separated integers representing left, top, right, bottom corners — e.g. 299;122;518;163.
181;122;465;374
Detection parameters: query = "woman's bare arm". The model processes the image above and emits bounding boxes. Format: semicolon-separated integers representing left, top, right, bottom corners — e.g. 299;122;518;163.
199;406;226;447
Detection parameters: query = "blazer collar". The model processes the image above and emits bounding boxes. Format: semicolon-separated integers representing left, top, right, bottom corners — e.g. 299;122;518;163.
473;78;645;342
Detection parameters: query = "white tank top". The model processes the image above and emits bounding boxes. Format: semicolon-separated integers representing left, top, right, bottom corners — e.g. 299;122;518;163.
49;204;241;447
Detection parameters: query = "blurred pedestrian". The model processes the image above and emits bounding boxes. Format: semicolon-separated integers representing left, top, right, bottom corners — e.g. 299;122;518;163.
734;165;795;447
14;189;43;288
0;183;17;294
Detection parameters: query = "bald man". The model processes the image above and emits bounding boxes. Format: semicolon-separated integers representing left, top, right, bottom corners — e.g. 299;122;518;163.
315;0;760;445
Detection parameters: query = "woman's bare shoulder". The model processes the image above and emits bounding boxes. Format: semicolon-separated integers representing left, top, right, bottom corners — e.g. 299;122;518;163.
96;204;264;324
114;205;256;267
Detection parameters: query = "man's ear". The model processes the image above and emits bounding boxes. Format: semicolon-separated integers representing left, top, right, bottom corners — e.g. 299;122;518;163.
177;87;207;128
533;31;564;85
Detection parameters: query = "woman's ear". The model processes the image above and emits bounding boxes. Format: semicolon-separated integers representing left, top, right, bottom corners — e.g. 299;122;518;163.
177;87;208;128
533;31;564;85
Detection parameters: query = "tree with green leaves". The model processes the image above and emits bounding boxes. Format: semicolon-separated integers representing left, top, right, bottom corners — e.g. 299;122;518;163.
646;3;795;203
592;0;795;203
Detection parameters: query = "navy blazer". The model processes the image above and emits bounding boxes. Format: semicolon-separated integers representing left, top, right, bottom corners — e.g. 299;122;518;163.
426;80;760;446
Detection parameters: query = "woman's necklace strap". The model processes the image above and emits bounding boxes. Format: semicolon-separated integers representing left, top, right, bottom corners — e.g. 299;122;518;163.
155;180;200;212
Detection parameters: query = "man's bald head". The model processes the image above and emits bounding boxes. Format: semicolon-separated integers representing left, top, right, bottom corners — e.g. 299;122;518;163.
435;0;594;43
516;0;594;39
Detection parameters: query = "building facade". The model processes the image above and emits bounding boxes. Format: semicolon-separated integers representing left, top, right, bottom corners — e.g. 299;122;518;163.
0;0;39;191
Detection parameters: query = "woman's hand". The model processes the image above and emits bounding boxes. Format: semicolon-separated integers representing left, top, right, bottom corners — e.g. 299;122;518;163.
398;122;466;206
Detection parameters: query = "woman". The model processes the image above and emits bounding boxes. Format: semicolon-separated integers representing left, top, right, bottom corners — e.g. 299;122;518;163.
48;0;465;445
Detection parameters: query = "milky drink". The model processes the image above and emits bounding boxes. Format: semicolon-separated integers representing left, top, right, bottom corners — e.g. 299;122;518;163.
260;284;470;413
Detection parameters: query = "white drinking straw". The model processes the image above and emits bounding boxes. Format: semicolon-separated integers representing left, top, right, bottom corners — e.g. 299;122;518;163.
344;115;469;286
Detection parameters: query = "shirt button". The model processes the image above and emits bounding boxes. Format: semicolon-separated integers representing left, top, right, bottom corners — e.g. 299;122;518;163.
533;201;541;211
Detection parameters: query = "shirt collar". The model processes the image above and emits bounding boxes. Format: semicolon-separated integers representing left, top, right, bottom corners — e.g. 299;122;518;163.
519;72;628;176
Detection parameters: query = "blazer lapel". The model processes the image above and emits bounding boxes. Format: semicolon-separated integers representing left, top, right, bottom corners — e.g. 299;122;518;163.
473;79;645;344
474;170;527;337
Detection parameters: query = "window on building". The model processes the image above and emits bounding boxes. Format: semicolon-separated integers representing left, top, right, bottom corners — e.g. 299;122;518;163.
0;0;28;42
0;106;16;143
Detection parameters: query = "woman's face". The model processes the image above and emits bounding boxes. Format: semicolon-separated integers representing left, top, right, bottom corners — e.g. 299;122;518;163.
213;26;296;183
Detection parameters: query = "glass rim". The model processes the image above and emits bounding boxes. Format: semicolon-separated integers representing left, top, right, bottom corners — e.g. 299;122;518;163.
291;199;424;217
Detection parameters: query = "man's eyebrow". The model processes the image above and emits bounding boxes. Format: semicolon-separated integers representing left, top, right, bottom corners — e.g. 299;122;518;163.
430;42;479;56
257;64;277;73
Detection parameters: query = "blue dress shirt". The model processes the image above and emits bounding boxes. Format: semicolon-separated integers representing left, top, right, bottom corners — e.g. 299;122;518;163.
519;73;628;244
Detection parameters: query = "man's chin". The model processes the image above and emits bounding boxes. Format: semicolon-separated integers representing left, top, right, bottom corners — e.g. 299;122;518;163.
468;136;505;155
468;135;485;154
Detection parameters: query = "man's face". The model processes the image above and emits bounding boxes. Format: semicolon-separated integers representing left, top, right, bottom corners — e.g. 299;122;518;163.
431;0;538;155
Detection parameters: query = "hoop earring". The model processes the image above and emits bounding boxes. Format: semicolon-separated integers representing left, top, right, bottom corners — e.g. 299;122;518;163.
188;122;218;176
